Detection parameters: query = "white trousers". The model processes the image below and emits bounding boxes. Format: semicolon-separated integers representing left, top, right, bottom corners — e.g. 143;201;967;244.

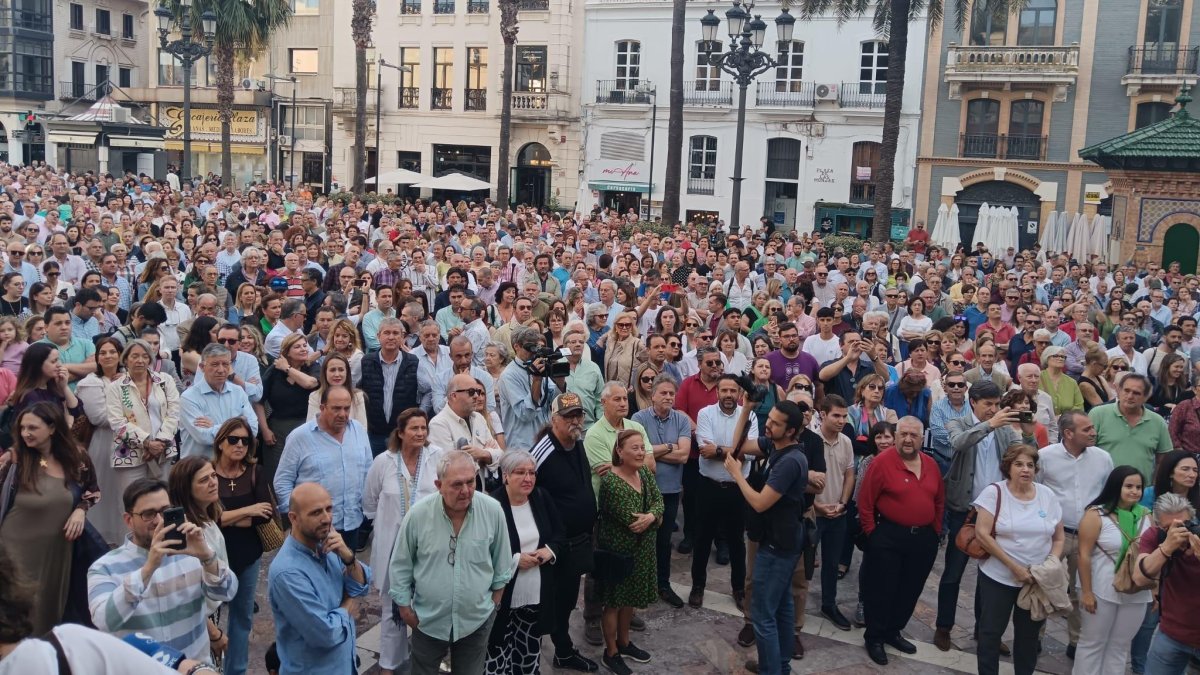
379;589;410;671
1072;596;1149;675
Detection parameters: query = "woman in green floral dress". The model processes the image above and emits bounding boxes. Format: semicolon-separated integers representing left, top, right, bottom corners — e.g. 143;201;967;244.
597;429;665;674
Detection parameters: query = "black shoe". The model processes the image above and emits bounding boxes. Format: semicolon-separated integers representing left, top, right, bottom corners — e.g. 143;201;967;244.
1066;644;1076;660
885;634;917;655
821;605;852;631
737;623;756;648
715;542;730;566
584;619;603;646
732;589;745;612
744;660;759;673
659;586;684;608
866;642;889;666
629;613;645;632
676;537;693;554
554;650;600;672
618;641;651;663
688;587;704;609
600;652;632;675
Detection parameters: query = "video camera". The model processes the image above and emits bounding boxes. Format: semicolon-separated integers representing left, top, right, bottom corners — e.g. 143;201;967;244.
733;371;768;404
528;345;570;379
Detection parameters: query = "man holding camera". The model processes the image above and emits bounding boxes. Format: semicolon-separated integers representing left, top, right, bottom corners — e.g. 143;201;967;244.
498;325;569;452
1133;493;1200;674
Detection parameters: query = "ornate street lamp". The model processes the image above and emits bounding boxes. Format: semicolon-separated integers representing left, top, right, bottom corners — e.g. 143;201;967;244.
156;0;216;183
701;2;795;230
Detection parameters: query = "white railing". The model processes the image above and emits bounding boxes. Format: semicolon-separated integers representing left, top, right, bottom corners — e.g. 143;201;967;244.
946;43;1080;73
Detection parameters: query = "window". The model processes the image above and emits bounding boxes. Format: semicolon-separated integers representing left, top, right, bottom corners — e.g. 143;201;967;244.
398;150;421;172
970;0;1008;46
432;47;453;109
850;141;880;203
122;14;134;39
7;0;52;32
401;0;421;13
434;0;455;13
615;40;640;90
301;153;324;185
695;42;720;91
859;42;888;95
467;0;488;13
118;67;131;88
95;9;111;35
399;47;420;108
1008;100;1044;159
765;138;801;180
432;144;490;181
1145;0;1183;48
466;47;487;111
292;0;320;14
70;61;85;98
1136;101;1173;129
963;98;1001;157
69;3;83;30
282;105;326;141
95;65;109;95
289;48;319;74
1018;0;1056;46
688;136;717;195
773;41;804;92
515;46;547;92
11;39;52;96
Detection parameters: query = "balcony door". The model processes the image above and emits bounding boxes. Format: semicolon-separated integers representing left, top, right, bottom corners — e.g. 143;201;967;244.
964;99;1000;158
1008;100;1044;160
1017;0;1056;46
1144;0;1183;73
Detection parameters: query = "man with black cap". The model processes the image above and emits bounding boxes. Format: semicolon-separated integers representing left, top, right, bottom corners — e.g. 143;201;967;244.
529;392;600;672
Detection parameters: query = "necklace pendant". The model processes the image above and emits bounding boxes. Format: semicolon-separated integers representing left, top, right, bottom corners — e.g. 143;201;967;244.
229;480;237;490
39;458;48;468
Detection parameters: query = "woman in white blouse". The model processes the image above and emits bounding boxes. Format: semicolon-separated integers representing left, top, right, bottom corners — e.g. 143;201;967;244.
717;329;748;375
483;450;560;675
897;297;933;342
362;408;445;675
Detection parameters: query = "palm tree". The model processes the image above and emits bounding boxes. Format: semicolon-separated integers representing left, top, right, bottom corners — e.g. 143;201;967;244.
799;0;1023;242
662;0;686;226
189;0;291;186
350;0;375;194
496;0;519;207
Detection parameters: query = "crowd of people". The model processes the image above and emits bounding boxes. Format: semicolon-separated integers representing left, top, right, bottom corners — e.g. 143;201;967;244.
0;160;1198;675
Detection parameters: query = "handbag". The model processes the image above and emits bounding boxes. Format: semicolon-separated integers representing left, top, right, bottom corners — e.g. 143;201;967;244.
956;482;1002;560
592;471;649;587
252;465;286;552
71;413;96;448
1103;511;1153;594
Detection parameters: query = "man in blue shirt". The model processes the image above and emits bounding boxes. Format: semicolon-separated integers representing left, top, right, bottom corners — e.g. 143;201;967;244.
178;343;258;459
274;385;372;551
269;482;372;675
70;287;103;342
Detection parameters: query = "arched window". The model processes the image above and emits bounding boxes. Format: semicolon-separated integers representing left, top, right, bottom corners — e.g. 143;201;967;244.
615;40;640;90
859;41;888;94
1008;100;1045;159
1017;0;1056;46
963;99;1000;157
688;136;717;195
1136;101;1173;129
970;0;1008;46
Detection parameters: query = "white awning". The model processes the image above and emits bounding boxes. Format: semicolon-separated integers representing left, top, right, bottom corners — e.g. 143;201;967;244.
47;132;97;146
107;136;165;150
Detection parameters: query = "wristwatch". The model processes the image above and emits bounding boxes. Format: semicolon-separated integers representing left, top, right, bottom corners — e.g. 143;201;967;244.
667;442;675;454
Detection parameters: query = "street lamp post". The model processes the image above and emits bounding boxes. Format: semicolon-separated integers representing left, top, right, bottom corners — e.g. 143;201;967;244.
155;0;216;185
266;74;297;187
374;56;412;191
700;1;794;231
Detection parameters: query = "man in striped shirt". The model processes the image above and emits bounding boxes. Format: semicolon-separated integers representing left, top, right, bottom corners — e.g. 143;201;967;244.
87;479;237;661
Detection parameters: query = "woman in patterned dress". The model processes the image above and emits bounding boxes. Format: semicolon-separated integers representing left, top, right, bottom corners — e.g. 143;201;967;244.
597;429;664;675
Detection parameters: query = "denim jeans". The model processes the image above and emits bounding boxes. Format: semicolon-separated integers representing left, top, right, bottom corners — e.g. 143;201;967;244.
752;546;803;675
224;558;261;675
1131;605;1160;674
936;509;979;630
1145;628;1200;675
815;513;847;609
655;492;680;589
368;433;391;458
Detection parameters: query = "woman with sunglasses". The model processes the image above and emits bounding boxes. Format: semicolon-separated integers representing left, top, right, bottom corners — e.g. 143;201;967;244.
211;417;274;675
628;363;659;415
1077;345;1115;413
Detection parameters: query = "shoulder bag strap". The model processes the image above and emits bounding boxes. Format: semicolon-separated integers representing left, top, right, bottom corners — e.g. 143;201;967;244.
44;629;72;675
990;482;1002;538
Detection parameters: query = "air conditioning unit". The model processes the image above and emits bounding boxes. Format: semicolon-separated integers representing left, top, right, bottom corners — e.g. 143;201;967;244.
241;78;254;90
110;107;131;123
814;83;838;101
278;135;292;146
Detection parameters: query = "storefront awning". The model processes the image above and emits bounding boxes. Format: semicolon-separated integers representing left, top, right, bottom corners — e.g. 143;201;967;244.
589;181;651;192
107;136;165;150
164;141;266;155
47;132;97;146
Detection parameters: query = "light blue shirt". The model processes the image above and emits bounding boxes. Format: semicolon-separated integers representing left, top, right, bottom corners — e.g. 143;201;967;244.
361;308;396;352
498;358;559;452
231;350;264;403
432;365;495;414
971;413;1004;499
3;260;39;296
268;536;372;675
71;311;99;342
178;377;259;458
434;306;464;340
929;396;971;463
413;344;452;414
274;419;372;532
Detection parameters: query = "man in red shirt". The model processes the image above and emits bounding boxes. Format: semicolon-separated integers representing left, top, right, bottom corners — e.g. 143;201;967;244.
904;221;930;258
675;345;724;554
857;416;944;666
980;301;1017;358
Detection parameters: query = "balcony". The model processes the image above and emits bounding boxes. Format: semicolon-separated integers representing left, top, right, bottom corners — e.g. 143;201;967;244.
433;0;454;13
687;177;715;195
59;80;91;101
838;83;886;109
959;133;1047;161
518;0;549;9
398;86;419;109
756;80;815;107
944;43;1079;100
595;80;653;104
464;88;486;110
1122;45;1199;95
0;7;52;32
432;87;452;109
684;81;732;106
331;87;377;113
849;183;876;204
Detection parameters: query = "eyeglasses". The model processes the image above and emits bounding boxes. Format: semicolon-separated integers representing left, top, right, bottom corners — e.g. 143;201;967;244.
792;383;814;392
28;251;42;256
130;507;170;523
685;322;698;329
216;337;240;346
948;360;965;366
640;376;655;384
1111;364;1128;371
46;272;59;277
864;384;882;391
448;533;458;566
616;322;633;328
6;250;21;256
225;435;252;445
454;388;485;397
928;340;942;345
945;381;967;389
702;359;722;367
1034;341;1050;346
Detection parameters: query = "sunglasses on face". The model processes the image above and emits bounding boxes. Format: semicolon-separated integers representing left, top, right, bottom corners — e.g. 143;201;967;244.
945;381;967;389
792;383;813;392
224;435;251;446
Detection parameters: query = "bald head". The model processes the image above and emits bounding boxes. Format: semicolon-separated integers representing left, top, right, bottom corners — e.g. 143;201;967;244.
288;482;333;546
447;373;479;416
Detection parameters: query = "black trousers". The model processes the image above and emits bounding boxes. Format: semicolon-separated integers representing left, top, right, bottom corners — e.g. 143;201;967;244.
549;533;592;656
655;492;680;589
861;520;939;644
681;457;700;542
977;573;1043;675
690;477;746;593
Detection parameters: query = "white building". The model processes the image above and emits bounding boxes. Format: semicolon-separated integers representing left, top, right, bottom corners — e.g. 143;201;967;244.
579;0;926;234
259;0;585;202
